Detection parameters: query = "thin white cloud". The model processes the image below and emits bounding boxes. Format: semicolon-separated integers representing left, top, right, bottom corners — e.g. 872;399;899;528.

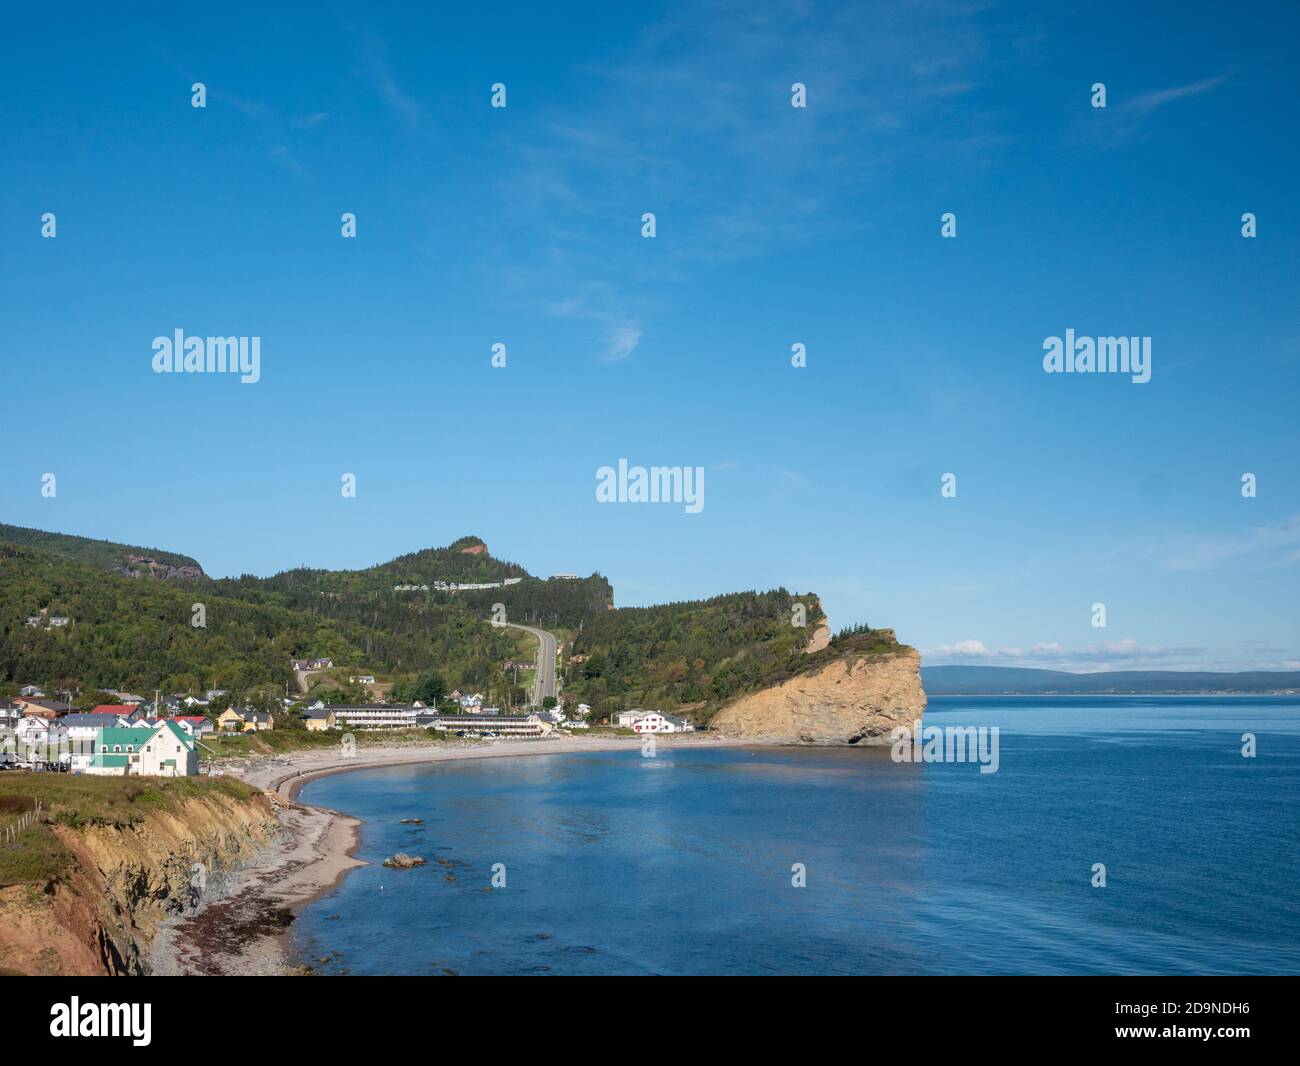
548;285;643;363
924;637;1209;672
1079;73;1231;148
1121;75;1229;118
1165;515;1300;571
603;323;643;363
358;39;421;129
932;639;993;658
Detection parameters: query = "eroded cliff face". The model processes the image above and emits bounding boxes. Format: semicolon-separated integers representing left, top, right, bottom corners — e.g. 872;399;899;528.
0;791;278;976
711;645;926;745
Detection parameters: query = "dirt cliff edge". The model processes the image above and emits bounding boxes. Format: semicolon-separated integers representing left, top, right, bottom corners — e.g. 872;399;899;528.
711;641;926;745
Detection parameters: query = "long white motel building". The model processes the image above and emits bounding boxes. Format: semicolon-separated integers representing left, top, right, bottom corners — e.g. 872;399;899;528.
329;704;422;729
420;713;552;737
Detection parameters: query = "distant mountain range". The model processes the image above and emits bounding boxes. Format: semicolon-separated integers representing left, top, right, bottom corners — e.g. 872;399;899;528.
923;665;1300;695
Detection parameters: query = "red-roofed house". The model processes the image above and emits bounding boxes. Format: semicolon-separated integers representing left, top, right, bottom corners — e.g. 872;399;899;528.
172;715;214;738
89;703;143;722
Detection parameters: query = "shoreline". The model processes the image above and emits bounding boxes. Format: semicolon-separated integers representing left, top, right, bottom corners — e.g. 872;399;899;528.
150;734;747;975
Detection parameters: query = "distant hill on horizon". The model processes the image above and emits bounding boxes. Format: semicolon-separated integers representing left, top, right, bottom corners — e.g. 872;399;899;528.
923;664;1300;695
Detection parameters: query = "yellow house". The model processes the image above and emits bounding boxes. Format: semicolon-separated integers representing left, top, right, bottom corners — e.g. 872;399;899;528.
303;708;336;732
217;707;246;731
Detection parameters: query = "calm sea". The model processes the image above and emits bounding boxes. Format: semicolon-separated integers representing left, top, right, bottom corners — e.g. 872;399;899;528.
292;697;1300;975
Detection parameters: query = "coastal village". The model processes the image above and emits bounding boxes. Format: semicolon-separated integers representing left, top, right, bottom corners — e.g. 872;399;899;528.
0;653;695;777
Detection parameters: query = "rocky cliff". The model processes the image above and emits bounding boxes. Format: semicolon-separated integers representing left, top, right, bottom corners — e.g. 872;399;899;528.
114;554;206;580
0;786;278;976
711;630;925;745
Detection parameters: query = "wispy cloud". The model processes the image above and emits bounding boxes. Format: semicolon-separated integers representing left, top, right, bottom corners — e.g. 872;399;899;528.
485;0;1014;342
149;46;314;177
548;285;643;363
924;637;1209;672
268;143;302;175
1122;75;1229;118
1164;515;1300;571
358;38;421;130
484;1;1016;370
1078;73;1231;148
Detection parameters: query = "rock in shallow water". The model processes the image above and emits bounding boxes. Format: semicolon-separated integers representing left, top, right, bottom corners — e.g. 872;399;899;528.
382;853;427;869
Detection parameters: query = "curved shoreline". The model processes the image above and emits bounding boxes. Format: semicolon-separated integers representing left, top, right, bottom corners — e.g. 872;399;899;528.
154;735;746;975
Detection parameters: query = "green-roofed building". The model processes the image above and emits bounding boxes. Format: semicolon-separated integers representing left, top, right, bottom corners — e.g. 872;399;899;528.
83;721;199;777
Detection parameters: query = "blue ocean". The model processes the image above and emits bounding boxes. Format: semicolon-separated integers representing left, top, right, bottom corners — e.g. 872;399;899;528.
292;697;1300;975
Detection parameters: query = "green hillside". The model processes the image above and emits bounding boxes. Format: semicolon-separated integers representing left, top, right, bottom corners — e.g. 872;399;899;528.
0;540;526;698
0;524;847;722
563;590;848;719
0;528;609;702
0;522;201;574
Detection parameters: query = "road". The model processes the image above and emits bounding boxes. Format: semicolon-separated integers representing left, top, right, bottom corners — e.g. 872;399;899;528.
503;622;558;707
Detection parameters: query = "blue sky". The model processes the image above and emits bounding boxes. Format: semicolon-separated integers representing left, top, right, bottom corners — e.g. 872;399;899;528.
1;2;1297;672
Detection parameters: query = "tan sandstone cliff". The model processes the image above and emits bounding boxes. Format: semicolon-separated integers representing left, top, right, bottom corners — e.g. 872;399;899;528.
711;630;925;745
0;788;279;976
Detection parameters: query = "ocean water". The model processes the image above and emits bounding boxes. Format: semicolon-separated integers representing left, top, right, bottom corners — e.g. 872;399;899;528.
292;697;1300;975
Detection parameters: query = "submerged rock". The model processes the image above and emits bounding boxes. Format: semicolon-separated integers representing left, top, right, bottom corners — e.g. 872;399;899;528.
382;853;427;869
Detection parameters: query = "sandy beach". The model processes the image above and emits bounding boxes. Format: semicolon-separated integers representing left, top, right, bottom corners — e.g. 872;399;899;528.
149;734;744;975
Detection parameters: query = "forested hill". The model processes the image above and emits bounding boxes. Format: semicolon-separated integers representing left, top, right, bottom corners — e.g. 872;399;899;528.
1;524;864;724
0;526;609;700
0;522;202;575
561;592;901;720
213;534;613;627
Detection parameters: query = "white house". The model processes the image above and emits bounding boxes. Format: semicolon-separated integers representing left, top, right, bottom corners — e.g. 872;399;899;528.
15;716;66;745
628;711;694;734
61;714;111;768
11;717;69;768
137;721;199;777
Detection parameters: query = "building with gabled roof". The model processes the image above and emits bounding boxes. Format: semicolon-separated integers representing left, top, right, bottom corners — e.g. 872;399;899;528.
137;720;198;777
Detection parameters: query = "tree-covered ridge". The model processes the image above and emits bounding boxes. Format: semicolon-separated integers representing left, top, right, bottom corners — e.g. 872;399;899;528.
0;526;611;704
563;589;838;718
0;542;515;699
0;522;201;573
451;575;613;629
211;534;611;629
0;524;868;723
